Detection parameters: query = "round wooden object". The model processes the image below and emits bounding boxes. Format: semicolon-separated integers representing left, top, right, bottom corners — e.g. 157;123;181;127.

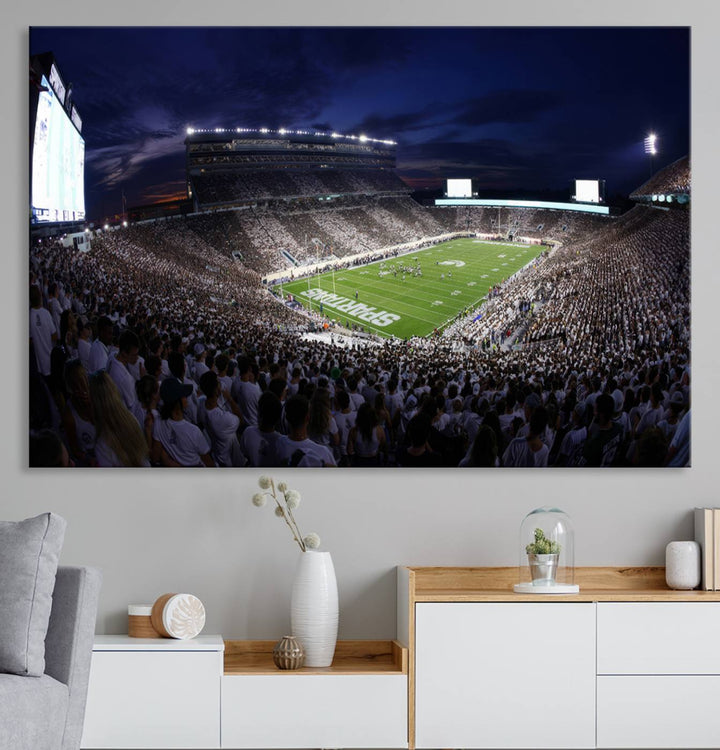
150;593;177;637
151;592;206;640
128;604;161;638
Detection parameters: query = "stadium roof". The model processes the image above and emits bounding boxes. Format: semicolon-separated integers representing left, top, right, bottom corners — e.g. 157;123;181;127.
185;126;396;146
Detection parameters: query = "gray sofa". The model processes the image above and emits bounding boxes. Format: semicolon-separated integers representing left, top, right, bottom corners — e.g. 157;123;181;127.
0;566;102;750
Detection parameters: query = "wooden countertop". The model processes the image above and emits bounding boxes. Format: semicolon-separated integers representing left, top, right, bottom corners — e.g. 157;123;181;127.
403;566;720;602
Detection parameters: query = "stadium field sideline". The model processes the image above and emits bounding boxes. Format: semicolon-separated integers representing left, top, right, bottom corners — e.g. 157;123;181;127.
278;238;545;339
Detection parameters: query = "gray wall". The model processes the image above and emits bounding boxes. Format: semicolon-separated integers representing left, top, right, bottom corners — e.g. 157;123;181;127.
6;2;719;640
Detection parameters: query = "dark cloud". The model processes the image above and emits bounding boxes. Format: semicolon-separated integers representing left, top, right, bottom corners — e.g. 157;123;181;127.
350;107;441;138
455;90;564;126
351;88;565;148
299;28;414;71
401;139;518;167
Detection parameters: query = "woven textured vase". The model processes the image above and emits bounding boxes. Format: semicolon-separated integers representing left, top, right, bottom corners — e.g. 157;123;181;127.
290;550;338;667
272;635;305;670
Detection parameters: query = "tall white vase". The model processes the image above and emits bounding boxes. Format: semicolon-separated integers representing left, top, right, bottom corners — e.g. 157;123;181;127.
290;550;338;667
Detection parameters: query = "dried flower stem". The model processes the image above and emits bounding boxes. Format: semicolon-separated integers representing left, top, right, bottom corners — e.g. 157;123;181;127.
270;479;306;551
252;475;320;553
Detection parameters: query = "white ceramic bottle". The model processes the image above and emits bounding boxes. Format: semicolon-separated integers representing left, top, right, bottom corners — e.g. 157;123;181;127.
665;541;701;590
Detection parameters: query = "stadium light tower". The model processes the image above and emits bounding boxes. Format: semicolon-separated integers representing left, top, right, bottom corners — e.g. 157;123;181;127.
644;133;658;178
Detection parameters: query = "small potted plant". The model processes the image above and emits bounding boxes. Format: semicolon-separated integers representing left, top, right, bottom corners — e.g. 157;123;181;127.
525;528;561;584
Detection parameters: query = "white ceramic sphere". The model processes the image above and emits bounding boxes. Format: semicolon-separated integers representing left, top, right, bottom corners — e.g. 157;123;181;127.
162;594;206;639
665;541;701;590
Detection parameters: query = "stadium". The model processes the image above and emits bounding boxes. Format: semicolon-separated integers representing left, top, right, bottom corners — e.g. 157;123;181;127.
28;50;690;469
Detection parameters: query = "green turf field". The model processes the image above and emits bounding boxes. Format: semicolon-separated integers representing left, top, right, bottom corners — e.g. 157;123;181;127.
278;238;545;339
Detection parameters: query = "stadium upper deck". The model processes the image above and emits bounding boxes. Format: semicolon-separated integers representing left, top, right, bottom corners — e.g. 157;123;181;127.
629;156;690;205
185;127;407;210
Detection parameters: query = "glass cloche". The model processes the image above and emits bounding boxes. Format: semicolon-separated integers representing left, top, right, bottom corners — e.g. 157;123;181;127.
514;507;579;593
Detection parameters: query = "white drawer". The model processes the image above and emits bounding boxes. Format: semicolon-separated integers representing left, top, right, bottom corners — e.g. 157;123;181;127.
81;650;222;748
221;673;407;748
597;602;720;674
597;675;720;748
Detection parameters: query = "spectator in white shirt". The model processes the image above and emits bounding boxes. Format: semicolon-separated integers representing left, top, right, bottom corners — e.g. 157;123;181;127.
106;329;141;411
88;316;114;373
29;284;57;377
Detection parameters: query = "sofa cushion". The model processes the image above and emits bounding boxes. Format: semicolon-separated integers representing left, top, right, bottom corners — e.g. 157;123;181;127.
0;673;68;750
0;513;66;676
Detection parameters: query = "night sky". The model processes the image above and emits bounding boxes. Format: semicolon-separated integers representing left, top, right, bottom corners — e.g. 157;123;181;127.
29;26;689;222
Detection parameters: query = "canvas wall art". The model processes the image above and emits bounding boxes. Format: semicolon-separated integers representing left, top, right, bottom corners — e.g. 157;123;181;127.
28;26;690;468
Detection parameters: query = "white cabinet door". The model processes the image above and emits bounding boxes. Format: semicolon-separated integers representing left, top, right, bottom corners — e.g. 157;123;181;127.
81;650;222;748
597;675;720;748
222;674;408;748
415;602;596;749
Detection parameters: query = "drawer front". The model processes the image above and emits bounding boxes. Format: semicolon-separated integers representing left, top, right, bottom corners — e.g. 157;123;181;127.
415;602;596;749
597;602;720;674
81;650;222;749
222;674;407;748
597;676;720;748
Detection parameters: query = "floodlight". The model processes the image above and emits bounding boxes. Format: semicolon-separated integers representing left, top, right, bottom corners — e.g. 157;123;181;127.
186;127;194;135
279;128;286;135
104;224;109;230
644;133;658;155
359;134;368;142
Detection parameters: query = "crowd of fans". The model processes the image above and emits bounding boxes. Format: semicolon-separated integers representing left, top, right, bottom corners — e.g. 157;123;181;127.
175;196;458;275
175;197;611;278
29;190;690;468
191;168;409;207
630;156;691;199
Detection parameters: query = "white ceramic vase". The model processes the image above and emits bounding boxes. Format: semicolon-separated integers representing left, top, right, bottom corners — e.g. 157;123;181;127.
290;550;338;667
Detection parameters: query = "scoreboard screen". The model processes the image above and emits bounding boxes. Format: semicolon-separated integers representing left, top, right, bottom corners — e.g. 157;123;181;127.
574;179;602;204
31;75;85;223
447;179;473;198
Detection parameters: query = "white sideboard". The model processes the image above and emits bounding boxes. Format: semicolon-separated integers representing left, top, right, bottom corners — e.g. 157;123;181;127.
81;637;407;750
81;570;720;750
80;635;224;749
399;566;720;750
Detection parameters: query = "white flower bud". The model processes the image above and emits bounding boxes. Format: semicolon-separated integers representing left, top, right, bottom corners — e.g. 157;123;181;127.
274;506;285;518
277;481;288;492
303;532;321;550
252;493;266;507
285;489;301;507
258;475;272;490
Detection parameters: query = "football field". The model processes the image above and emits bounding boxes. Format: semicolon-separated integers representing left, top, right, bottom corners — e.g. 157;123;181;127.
279;238;545;339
